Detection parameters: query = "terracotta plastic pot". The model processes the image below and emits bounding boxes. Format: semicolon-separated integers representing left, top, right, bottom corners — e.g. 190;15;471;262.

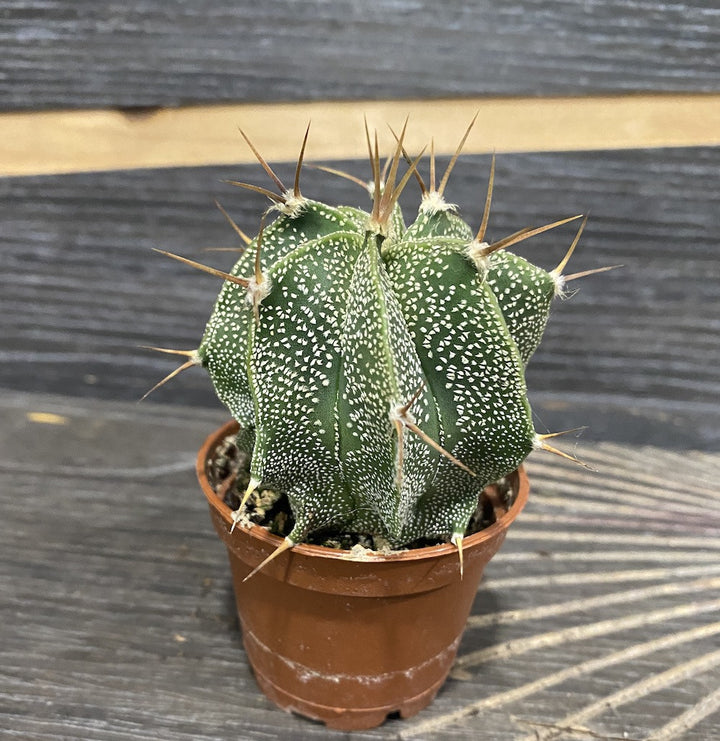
197;420;529;731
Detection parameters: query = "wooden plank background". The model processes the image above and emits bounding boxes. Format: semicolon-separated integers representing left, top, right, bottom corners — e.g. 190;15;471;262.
2;1;720;739
2;1;719;111
2;393;720;740
2;146;719;449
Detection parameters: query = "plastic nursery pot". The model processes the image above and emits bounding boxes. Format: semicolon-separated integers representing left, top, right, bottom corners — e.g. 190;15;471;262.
197;420;529;731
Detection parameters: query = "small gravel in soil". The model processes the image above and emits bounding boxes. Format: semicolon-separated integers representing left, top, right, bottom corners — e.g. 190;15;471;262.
207;434;515;551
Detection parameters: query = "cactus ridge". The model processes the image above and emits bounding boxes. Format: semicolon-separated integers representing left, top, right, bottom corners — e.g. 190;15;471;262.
151;123;599;554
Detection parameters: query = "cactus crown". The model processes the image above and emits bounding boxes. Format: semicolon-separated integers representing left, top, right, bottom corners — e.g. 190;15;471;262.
152;121;604;565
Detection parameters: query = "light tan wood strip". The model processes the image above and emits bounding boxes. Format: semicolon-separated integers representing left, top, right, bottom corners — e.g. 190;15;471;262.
2;94;720;177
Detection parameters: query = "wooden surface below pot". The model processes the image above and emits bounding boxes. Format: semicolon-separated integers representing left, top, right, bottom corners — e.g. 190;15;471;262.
4;394;720;739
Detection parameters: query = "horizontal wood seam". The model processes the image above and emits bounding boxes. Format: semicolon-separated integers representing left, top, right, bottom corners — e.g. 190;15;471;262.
2;93;719;177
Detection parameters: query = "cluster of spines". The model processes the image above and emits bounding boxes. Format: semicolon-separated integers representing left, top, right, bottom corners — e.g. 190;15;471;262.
146;119;616;578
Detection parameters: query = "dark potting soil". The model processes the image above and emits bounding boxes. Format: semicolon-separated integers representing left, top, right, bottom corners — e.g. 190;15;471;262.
207;433;515;551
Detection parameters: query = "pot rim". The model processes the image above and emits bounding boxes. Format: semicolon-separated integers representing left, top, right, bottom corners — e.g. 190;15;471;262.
197;419;529;565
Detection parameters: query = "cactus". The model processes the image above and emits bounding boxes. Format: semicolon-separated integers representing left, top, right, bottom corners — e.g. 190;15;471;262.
150;121;612;572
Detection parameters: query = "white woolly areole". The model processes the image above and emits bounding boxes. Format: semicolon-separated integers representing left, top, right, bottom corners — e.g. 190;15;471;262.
465;239;491;274
532;433;545;451
389;403;415;426
245;275;272;306
365;216;388;238
273;191;308;219
549;269;568;298
419;190;458;215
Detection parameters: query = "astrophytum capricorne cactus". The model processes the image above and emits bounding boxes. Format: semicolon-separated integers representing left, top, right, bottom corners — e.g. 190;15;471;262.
148;120;613;576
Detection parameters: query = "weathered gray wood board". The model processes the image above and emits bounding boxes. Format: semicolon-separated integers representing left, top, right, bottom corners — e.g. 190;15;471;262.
3;2;719;739
2;146;719;448
2;392;719;740
2;1;719;110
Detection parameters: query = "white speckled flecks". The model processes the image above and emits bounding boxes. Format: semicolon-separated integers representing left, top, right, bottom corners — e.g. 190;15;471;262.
486;251;556;364
198;188;559;546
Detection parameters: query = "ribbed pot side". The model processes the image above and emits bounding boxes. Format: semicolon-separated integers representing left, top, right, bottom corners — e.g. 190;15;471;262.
197;420;529;731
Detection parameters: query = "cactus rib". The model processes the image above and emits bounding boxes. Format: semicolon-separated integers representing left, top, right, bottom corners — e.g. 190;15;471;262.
152;121;603;564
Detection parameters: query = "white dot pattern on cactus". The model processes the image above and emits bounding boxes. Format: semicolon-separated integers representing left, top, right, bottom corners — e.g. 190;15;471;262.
486;252;556;364
198;157;567;547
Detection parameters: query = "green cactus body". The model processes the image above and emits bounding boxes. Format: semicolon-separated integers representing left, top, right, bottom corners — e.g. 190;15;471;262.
182;131;585;551
402;200;473;243
485;252;556;365
383;232;534;540
198;202;361;428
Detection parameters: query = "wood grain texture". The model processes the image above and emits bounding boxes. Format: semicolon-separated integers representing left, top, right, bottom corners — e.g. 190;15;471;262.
1;392;719;740
1;1;719;111
2;145;719;449
4;95;720;177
